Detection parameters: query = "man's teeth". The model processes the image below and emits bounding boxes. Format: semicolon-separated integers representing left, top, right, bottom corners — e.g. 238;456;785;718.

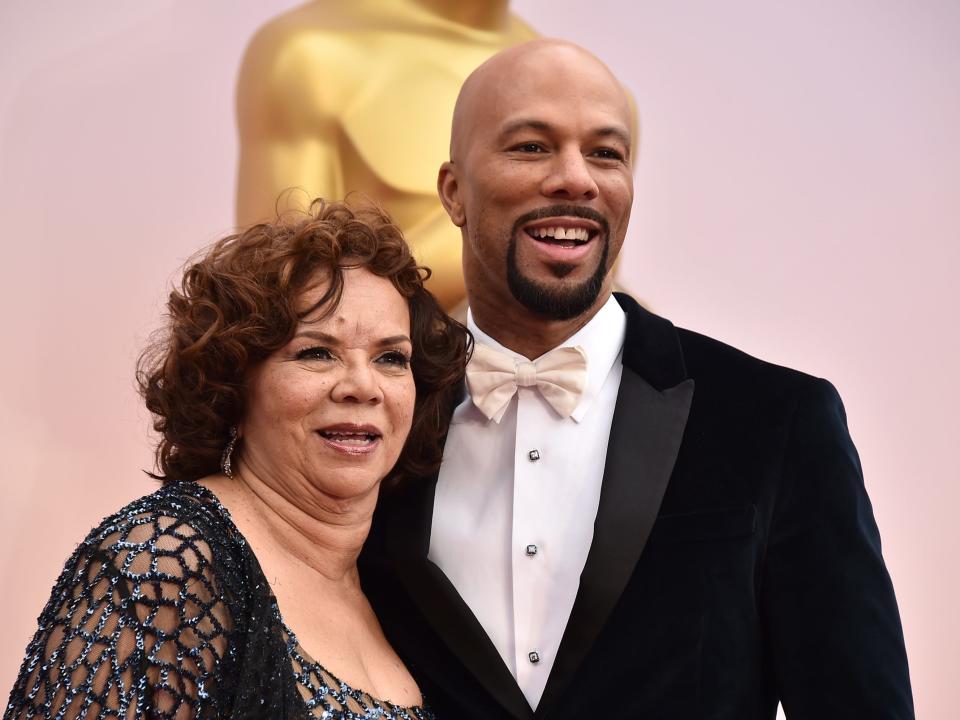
531;226;590;242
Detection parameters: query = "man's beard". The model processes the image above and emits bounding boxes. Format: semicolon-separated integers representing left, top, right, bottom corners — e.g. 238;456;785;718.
505;206;610;321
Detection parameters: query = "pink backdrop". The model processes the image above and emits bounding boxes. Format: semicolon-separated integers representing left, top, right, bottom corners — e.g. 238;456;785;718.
1;2;956;716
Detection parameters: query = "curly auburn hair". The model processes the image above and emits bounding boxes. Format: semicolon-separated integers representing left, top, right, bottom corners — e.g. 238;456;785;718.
138;199;470;485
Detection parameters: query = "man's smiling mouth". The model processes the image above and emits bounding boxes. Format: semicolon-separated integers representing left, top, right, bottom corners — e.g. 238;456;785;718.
522;220;600;249
526;226;592;246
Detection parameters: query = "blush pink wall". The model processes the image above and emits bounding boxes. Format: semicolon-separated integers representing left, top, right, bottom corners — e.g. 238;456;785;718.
1;1;956;717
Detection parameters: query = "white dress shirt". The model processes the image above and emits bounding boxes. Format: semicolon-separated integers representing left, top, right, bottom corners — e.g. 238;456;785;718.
428;295;627;709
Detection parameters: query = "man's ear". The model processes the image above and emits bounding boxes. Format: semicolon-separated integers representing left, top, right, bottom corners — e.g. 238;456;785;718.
437;161;466;227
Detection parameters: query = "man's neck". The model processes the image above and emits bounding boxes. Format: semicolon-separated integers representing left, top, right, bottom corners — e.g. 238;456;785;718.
470;287;614;359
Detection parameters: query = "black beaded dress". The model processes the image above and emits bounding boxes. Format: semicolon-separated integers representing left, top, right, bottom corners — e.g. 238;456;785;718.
4;482;434;720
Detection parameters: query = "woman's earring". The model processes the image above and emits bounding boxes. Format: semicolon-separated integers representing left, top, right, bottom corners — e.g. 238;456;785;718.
220;426;238;478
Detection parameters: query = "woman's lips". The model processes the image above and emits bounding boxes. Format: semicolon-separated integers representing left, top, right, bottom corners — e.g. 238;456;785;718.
317;424;382;455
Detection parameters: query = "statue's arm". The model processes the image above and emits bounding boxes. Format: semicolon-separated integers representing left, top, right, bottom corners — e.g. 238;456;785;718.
235;28;343;228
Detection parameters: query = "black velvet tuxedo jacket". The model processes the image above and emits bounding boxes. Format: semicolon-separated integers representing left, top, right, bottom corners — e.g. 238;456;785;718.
360;293;914;719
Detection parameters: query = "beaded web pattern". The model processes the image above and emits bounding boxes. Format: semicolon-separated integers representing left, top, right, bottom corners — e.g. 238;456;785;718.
283;623;430;719
4;483;433;720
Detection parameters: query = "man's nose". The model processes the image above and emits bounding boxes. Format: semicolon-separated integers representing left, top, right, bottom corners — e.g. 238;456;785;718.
541;149;599;200
330;363;383;405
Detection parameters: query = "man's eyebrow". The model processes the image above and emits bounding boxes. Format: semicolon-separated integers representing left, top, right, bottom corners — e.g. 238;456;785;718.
497;118;631;149
498;118;552;139
595;125;631;149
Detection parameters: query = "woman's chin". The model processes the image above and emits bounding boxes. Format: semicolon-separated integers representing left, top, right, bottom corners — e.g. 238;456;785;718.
306;460;393;500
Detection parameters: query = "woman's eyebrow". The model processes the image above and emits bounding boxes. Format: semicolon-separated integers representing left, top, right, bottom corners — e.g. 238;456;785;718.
376;335;412;347
293;330;411;347
293;330;339;343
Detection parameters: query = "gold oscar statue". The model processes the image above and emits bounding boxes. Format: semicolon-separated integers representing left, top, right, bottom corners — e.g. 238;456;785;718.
236;0;537;311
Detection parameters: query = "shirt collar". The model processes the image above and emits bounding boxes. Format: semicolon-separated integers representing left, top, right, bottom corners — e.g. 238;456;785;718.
466;295;627;422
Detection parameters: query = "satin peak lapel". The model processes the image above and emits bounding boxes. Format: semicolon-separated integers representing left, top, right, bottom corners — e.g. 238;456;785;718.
538;299;694;715
385;480;533;720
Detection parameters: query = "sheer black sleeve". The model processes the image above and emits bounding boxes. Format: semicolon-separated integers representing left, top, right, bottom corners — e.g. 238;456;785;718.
5;494;239;719
7;484;434;720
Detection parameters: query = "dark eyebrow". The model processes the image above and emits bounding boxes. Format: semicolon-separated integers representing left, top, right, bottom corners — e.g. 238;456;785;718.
375;335;413;348
293;330;412;347
293;330;338;343
595;126;632;151
498;118;552;141
498;118;631;151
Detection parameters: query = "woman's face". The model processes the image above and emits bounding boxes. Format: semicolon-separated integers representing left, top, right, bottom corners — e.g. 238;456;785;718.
240;267;416;500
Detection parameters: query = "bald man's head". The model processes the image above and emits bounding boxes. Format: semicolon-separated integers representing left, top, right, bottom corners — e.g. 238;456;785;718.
450;39;633;163
437;39;635;324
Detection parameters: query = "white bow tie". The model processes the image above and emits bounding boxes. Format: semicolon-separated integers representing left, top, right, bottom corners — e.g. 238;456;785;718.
465;343;589;422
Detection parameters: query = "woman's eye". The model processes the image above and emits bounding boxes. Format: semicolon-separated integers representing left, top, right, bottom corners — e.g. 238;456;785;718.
376;350;411;369
295;346;334;361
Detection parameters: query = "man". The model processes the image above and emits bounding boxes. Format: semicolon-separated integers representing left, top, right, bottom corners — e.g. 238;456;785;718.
360;39;914;719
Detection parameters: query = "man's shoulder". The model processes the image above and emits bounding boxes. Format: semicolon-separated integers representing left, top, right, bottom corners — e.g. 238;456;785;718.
615;293;829;399
677;326;817;385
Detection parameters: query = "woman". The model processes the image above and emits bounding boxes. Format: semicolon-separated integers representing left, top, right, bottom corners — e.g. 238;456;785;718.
5;200;470;719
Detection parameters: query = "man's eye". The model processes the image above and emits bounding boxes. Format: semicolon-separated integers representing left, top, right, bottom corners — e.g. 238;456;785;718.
376;350;411;368
592;147;625;162
295;346;334;361
510;142;546;153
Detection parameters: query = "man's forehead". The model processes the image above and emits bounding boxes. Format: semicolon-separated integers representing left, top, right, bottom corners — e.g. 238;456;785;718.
452;41;631;155
484;47;623;106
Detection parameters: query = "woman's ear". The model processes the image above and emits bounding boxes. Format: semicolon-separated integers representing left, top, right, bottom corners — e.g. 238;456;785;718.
437;161;466;227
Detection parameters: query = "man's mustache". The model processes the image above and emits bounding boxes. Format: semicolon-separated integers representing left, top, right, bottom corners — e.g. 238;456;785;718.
512;205;610;239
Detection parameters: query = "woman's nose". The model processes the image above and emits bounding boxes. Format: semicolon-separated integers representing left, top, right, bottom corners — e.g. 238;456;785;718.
330;363;383;404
